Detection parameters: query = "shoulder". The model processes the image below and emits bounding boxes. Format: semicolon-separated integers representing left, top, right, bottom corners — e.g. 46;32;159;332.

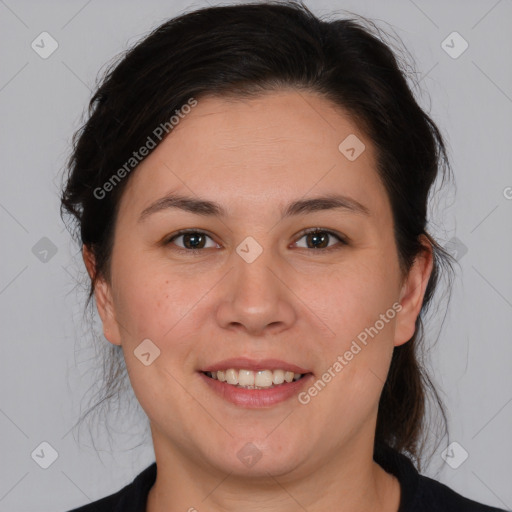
374;443;507;512
66;490;122;512
414;473;507;511
65;462;157;512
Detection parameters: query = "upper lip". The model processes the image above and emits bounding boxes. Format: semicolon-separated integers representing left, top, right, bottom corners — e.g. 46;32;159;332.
201;358;312;374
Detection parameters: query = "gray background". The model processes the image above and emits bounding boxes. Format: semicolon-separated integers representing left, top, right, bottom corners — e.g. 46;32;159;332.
0;0;511;510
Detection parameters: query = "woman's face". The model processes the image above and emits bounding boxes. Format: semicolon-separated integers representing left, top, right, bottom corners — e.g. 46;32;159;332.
88;90;431;479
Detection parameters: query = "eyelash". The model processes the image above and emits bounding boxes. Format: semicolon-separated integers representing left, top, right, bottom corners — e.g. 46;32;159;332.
164;228;348;254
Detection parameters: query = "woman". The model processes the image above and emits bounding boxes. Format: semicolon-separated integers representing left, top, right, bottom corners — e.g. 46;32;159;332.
61;2;506;511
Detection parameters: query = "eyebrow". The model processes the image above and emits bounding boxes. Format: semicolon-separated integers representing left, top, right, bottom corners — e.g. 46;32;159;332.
138;192;370;222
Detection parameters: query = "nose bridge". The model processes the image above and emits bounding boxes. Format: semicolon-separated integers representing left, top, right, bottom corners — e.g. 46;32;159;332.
233;234;281;305
215;233;296;334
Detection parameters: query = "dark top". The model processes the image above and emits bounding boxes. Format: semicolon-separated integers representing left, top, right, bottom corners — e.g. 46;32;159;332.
66;445;507;511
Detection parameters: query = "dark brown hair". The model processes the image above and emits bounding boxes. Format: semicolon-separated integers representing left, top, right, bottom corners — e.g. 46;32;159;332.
60;0;454;467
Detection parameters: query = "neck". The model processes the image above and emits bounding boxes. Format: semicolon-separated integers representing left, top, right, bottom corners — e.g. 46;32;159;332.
146;428;400;512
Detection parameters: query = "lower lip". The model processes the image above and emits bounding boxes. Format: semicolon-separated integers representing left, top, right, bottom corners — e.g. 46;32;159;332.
199;372;314;408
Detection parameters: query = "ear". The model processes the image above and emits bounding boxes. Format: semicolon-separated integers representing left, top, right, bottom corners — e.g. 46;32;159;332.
82;245;122;346
394;235;434;347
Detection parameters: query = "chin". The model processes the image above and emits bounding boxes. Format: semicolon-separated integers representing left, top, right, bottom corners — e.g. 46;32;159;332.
209;435;308;479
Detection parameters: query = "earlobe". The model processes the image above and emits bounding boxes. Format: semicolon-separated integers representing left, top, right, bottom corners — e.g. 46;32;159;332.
394;237;434;347
82;245;122;346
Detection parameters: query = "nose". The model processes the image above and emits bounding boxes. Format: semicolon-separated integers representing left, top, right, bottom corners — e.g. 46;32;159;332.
215;243;297;336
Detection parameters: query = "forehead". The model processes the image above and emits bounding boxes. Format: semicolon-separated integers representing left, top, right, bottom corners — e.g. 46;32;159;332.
119;90;389;220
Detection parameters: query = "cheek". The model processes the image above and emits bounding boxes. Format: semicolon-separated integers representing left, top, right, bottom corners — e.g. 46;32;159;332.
115;282;170;339
305;250;400;401
111;250;198;340
318;260;399;338
300;267;398;432
112;265;204;425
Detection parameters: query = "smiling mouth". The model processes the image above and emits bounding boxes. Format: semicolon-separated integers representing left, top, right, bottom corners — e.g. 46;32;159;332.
201;369;310;389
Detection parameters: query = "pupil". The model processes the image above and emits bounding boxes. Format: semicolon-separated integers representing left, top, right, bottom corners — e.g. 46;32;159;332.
308;231;328;249
184;233;204;249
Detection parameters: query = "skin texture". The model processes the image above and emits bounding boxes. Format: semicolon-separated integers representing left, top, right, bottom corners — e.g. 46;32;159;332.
83;90;433;512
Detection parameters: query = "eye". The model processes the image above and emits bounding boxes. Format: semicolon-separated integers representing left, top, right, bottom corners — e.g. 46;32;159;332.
164;228;348;254
293;228;347;252
165;229;220;252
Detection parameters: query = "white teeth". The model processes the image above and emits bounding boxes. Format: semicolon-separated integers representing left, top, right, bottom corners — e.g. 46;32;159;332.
273;369;285;385
225;369;238;385
205;368;306;388
255;370;273;387
238;369;255;387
